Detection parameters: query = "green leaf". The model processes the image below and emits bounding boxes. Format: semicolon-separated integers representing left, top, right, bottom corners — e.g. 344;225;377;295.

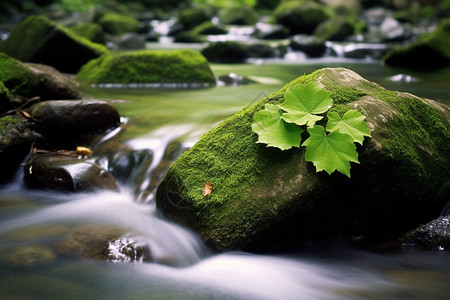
252;104;304;150
280;83;333;127
326;110;371;145
303;125;359;177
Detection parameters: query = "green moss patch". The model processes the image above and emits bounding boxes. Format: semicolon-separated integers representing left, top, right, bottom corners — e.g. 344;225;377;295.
0;52;32;95
98;13;139;36
76;49;216;86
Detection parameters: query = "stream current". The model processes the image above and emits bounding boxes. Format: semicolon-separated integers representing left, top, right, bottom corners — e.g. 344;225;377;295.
1;57;450;299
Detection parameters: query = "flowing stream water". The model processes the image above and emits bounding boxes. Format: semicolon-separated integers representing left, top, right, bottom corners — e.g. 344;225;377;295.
1;58;450;299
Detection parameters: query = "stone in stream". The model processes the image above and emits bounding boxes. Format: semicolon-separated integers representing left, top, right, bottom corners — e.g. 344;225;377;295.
24;154;119;192
29;99;121;147
400;216;450;250
156;67;450;252
0;15;108;73
383;18;450;70
75;49;216;87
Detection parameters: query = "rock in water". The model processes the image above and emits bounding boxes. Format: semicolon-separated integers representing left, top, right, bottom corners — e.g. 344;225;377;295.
156;67;450;252
0;15;108;73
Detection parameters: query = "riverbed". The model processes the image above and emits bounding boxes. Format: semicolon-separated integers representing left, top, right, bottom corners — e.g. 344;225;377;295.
1;58;449;299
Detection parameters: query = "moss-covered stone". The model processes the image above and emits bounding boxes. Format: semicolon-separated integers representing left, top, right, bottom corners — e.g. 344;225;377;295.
98;12;139;36
69;22;106;44
219;5;259;25
76;49;216;86
201;41;250;63
0;52;82;110
191;21;228;35
314;17;355;41
274;0;334;34
156;68;450;251
178;6;214;30
0;15;108;73
382;18;450;70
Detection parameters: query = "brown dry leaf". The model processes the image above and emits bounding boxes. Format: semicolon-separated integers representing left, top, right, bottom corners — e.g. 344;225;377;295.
203;182;213;196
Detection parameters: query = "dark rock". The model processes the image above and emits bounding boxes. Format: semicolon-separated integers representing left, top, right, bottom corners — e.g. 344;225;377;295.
178;7;214;30
29;100;121;146
401;216;450;249
253;22;289;40
0;114;43;184
383;18;450;70
174;31;206;43
69;22;106;44
217;73;256;86
201;41;249;63
0;52;83;113
191;21;228;35
156;68;450;252
247;43;277;58
0;15;108;73
290;34;326;57
24;154;118;192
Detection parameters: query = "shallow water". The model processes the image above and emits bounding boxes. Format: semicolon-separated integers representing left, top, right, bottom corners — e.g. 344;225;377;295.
1;60;449;299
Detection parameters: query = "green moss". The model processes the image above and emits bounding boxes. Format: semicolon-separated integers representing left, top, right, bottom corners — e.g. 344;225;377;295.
382;18;450;69
69;23;105;44
0;52;32;95
0;15;107;62
0;115;19;134
76;49;216;85
98;12;139;36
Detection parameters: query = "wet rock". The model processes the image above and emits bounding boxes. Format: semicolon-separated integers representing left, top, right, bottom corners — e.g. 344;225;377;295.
0;114;43;184
274;0;333;34
178;6;214;30
253;22;289;40
0;52;83;112
191;21;228;35
290;34;326;57
383;18;450;70
24;155;119;192
247;43;277;58
156;67;450;252
217;73;256;86
401;216;450;249
107;234;152;262
378;17;412;42
76;49;216;87
4;245;56;266
201;41;249;63
29;100;121;146
0;15;108;73
174;31;206;43
55;225;125;259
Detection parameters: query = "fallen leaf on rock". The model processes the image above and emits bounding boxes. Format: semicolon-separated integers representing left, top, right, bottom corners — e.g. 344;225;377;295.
203;182;213;196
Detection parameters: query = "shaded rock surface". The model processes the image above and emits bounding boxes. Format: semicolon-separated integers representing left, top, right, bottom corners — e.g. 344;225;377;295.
24;154;119;192
0;15;108;73
401;216;450;249
29;99;121;146
156;67;450;252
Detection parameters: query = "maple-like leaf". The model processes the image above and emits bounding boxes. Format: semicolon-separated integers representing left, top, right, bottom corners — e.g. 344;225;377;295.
326;110;371;145
280;83;333;127
252;104;304;150
302;125;359;177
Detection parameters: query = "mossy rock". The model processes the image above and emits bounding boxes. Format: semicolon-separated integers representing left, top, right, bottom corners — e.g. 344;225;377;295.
382;18;450;70
314;17;355;41
219;5;259;25
156;67;450;252
0;52;83;113
201;41;250;63
76;49;216;86
69;22;106;44
191;21;228;35
98;12;139;36
274;0;334;34
178;6;214;30
0;15;108;73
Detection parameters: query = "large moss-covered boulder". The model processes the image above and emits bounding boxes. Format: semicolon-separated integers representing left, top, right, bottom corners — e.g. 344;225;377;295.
76;49;216;87
274;0;333;34
69;22;106;44
0;15;108;73
156;68;450;252
382;18;450;70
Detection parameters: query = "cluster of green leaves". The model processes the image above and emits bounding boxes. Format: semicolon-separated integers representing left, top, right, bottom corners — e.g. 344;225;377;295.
252;83;371;177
